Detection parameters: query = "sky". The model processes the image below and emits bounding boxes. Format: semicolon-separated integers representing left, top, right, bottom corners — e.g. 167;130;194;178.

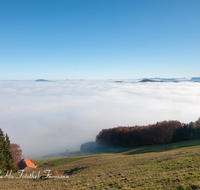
0;0;200;80
1;80;200;158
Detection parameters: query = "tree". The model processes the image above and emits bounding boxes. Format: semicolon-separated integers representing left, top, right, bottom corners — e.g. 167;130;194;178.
0;128;19;172
0;128;5;170
95;120;183;147
10;143;22;165
3;134;15;170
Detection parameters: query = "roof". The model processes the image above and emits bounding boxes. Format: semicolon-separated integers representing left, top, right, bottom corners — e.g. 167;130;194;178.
17;159;36;170
23;159;36;168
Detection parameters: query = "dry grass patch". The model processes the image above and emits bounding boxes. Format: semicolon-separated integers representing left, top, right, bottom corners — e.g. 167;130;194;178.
1;140;200;189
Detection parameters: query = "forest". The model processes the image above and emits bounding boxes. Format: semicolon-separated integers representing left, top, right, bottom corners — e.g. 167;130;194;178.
81;119;200;151
0;128;22;173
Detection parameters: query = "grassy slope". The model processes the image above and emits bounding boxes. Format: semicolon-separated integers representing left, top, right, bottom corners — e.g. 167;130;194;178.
1;140;200;189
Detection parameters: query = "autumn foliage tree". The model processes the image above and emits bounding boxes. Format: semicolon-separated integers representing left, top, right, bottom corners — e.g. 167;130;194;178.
10;143;22;165
95;120;183;148
81;119;200;152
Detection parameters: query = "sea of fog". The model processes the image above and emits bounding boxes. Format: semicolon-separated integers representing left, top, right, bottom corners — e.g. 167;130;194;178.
0;80;200;158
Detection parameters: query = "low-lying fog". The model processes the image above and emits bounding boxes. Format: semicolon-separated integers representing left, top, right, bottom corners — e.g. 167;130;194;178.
0;80;200;158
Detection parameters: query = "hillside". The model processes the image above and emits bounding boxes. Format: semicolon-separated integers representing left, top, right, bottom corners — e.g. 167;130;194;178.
1;140;200;189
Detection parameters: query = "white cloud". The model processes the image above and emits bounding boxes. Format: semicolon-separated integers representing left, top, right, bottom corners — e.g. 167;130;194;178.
0;80;200;158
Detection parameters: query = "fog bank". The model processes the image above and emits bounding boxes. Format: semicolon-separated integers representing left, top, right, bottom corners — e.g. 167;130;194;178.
0;80;200;158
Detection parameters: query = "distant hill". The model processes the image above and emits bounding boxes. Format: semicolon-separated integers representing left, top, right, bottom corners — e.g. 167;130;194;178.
190;77;200;82
35;79;50;82
138;78;191;82
139;79;158;82
114;81;124;83
152;77;179;82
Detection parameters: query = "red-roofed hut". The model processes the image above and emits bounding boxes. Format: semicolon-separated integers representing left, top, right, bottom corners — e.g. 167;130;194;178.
17;159;36;172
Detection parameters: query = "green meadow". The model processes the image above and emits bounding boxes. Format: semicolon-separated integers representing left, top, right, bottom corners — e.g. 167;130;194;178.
1;140;200;189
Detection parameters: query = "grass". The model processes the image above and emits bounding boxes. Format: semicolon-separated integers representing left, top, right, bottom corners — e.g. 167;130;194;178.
1;140;200;189
42;156;90;167
123;140;200;155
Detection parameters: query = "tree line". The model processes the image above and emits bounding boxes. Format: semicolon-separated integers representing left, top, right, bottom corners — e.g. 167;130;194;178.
81;119;200;151
0;128;22;172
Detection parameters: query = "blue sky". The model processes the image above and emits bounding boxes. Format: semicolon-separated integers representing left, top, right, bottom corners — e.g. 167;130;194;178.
0;0;200;80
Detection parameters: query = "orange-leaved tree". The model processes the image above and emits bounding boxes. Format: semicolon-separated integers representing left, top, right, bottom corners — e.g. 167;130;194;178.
10;143;22;165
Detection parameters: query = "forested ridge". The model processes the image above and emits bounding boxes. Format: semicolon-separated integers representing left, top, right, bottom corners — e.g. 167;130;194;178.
81;119;200;151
